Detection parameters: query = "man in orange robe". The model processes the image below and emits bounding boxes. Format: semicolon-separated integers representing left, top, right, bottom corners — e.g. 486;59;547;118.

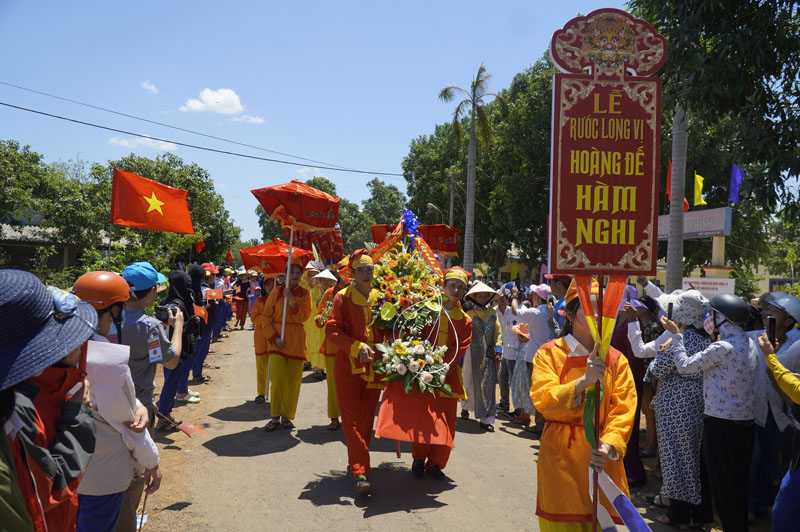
375;267;472;480
261;262;312;431
530;280;637;530
326;250;385;494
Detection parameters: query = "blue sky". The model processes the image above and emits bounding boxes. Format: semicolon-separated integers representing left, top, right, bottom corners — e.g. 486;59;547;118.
0;1;625;241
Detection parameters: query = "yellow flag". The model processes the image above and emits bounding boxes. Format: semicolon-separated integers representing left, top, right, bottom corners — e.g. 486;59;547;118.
694;172;708;206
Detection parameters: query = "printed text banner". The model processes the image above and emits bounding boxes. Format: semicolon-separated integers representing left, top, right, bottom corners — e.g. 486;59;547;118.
549;75;660;276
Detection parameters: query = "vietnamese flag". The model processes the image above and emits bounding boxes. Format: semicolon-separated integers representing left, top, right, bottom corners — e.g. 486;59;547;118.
110;169;194;233
193;304;208;323
225;249;234;264
195;241;205;254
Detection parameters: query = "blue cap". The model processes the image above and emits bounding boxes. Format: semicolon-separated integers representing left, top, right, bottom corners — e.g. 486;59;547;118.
122;262;167;291
504;282;515;291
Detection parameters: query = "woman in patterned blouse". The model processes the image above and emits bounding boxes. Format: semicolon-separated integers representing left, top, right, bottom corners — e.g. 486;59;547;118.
645;290;713;529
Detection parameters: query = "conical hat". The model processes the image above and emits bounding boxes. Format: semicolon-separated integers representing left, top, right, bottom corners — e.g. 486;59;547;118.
313;269;337;282
466;281;496;298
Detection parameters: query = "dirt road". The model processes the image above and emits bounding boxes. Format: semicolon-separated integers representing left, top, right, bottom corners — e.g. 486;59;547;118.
142;327;687;531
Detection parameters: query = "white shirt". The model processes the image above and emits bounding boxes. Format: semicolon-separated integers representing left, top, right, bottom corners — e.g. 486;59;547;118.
627;321;672;359
750;330;800;431
673;323;758;421
516;304;550;363
496;305;520;360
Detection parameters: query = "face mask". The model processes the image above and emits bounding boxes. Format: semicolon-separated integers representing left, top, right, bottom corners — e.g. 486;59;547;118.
703;312;716;336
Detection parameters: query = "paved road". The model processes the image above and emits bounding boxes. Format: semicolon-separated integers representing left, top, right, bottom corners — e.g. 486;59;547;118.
143;327;694;531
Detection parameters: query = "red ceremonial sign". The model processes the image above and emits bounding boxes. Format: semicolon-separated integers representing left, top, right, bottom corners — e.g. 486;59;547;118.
548;8;666;276
417;224;461;257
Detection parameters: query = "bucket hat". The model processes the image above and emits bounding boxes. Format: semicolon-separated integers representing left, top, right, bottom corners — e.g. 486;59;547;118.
0;270;97;390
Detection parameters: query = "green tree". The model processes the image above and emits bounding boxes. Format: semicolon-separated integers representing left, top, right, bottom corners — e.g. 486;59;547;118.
439;63;506;273
628;0;800;289
362;178;405;224
255;205;283;242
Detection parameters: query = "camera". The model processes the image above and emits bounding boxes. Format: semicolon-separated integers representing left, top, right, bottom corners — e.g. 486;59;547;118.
155;304;179;323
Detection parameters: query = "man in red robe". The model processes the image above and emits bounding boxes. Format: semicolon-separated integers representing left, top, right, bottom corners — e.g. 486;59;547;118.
326;250;385;494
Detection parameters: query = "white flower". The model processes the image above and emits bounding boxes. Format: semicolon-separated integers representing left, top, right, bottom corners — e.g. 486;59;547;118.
385;364;393;373
425;354;434;365
439;374;446;384
382;353;390;362
421;371;433;384
396;364;407;376
392;356;400;364
414;345;426;355
408;361;420;373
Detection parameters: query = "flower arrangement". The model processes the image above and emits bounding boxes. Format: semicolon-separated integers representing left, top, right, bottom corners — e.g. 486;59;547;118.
374;338;454;396
371;242;442;334
315;300;333;327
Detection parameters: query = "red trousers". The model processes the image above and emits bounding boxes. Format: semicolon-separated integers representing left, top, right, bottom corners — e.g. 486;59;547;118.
335;357;380;477
235;299;248;328
411;398;457;470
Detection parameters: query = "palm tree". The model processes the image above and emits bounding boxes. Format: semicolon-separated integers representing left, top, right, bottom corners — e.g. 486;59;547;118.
439;63;505;274
666;106;688;291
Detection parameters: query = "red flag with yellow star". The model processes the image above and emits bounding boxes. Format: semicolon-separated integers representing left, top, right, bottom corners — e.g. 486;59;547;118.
110;168;194;234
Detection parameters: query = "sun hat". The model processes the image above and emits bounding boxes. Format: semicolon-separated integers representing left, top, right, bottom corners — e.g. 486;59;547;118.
545;273;572;286
313;269;337;282
662;289;709;328
305;260;324;271
532;283;552;301
511;321;530;339
201;262;219;275
121;262;167;291
1;270;98;390
618;285;646;312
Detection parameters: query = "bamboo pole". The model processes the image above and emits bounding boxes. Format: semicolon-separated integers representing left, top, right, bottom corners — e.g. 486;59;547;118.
592;275;605;532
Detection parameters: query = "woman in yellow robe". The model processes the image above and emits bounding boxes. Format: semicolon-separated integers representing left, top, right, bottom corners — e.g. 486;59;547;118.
531;281;637;531
262;262;312;431
301;266;326;374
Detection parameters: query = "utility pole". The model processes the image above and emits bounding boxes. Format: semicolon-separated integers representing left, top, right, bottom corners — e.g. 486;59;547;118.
448;172;455;268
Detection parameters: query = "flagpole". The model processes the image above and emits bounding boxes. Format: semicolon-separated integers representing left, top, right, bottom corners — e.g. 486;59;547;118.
280;221;294;340
592;274;605;532
106;223;113;271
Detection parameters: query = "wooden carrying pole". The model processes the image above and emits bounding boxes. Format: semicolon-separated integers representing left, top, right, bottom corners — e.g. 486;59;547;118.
280;221;294;340
592;275;605;532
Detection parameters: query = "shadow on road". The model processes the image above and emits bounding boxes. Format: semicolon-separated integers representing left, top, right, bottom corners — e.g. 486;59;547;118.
202;427;300;457
454;418;487;434
301;372;327;384
208;402;270;422
295;426;346;446
298;462;455;517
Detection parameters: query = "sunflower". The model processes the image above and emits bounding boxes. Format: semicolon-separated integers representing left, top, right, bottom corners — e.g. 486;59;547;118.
379;281;388;291
389;293;398;303
401;285;411;297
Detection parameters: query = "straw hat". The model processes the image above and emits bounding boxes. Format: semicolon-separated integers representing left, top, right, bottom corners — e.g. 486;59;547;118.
1;270;98;390
313;269;337;282
466;281;497;302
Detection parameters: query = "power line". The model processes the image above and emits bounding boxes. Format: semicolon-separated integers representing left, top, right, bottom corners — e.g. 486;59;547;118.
0;80;358;171
0;101;405;178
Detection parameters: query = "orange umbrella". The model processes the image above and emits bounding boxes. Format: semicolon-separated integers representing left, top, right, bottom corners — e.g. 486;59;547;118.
239;239;313;277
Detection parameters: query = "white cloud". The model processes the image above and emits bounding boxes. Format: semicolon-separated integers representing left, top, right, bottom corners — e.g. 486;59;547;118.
140;80;159;94
179;88;244;114
296;167;328;180
232;114;264;124
109;135;177;152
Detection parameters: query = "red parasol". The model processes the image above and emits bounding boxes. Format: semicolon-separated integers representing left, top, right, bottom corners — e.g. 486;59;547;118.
251;180;340;339
239;239;313;276
251;180;340;232
283;224;345;263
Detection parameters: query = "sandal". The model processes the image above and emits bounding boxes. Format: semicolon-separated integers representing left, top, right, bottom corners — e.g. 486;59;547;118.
264;419;280;432
281;419;295;429
327;419;340;431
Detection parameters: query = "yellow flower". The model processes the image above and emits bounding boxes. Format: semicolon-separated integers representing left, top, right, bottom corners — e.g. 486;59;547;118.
417;359;425;369
397;347;407;355
413;340;421;346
